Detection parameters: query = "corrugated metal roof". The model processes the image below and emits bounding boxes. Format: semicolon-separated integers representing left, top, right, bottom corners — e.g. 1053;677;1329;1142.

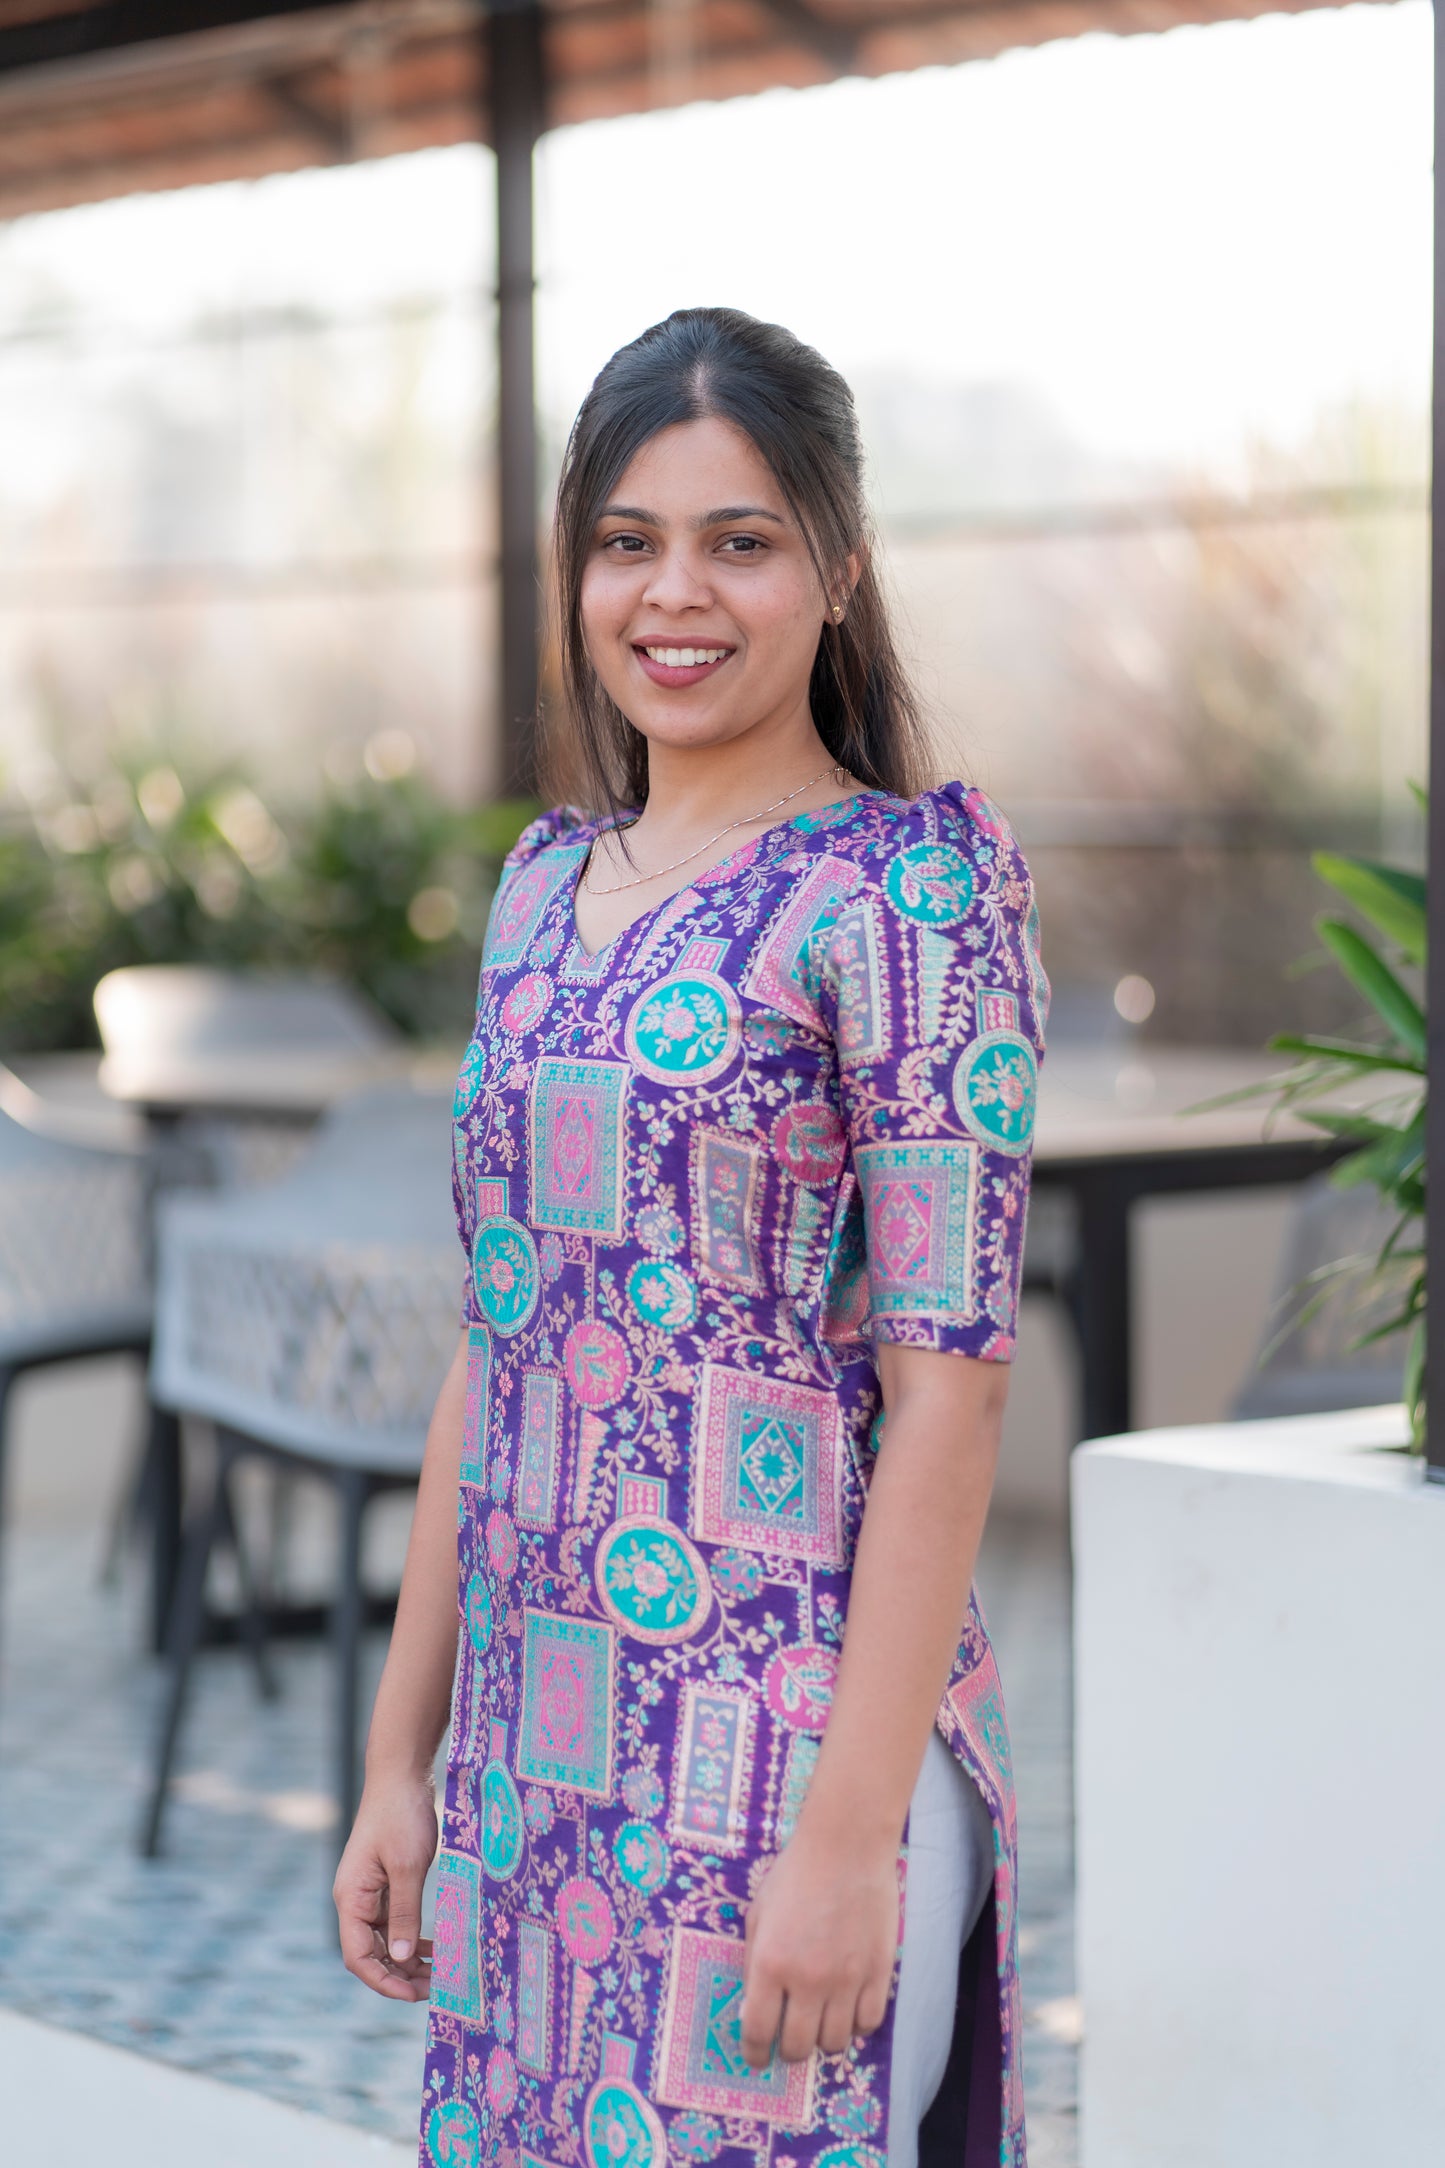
0;0;1348;219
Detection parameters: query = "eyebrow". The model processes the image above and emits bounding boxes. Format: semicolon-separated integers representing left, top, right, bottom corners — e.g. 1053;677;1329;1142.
598;503;787;530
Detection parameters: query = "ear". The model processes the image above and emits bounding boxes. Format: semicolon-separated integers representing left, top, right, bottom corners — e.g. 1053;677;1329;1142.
827;550;865;624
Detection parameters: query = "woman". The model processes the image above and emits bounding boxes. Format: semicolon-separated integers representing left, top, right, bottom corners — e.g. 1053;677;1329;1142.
335;307;1046;2168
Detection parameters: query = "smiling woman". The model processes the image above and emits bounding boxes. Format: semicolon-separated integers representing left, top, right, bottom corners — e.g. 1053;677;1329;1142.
333;308;1047;2168
548;309;932;828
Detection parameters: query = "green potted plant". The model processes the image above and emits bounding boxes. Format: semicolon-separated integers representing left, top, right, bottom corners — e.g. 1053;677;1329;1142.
1190;781;1425;1448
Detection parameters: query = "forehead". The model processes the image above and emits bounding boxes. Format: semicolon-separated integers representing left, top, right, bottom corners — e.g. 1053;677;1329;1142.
606;416;789;521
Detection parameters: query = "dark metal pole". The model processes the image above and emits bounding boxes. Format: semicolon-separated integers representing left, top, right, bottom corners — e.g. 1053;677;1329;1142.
487;0;545;796
1428;0;1445;1481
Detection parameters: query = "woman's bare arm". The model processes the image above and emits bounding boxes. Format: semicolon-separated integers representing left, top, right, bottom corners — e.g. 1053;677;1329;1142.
739;1341;1008;2064
334;1324;471;2000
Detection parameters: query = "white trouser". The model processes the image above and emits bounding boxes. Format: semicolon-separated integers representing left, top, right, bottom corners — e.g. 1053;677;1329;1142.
886;1728;997;2168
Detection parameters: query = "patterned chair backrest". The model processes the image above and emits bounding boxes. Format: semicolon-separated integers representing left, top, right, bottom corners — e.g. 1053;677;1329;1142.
0;1067;150;1362
150;1081;458;1467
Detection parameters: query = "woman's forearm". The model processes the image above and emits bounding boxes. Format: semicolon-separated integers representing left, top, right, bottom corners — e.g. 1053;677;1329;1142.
363;1325;472;1784
796;1344;1008;1856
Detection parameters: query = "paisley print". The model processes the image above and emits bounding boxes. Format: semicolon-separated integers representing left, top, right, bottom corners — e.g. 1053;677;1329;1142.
432;781;1046;2168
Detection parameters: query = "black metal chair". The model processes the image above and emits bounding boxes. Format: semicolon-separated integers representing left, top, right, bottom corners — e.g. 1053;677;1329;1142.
140;1080;459;1858
0;1062;152;1641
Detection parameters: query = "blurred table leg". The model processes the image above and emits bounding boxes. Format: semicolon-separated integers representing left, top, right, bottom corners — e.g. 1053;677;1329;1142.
147;1400;183;1653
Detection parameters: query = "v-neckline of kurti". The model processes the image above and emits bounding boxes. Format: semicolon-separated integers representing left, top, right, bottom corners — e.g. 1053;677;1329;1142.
566;788;885;964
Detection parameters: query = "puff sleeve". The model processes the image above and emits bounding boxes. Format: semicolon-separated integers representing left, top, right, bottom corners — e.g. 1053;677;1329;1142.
452;803;593;1326
818;781;1049;1363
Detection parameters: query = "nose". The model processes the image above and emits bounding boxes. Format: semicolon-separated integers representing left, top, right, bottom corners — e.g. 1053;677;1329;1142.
641;543;713;615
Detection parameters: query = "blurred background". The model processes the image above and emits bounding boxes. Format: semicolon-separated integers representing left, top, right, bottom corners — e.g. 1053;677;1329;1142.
0;2;1428;1056
0;4;1430;2165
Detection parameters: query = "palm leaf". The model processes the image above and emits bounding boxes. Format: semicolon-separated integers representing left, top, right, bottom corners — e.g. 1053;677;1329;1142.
1315;917;1426;1059
1264;1033;1423;1077
1312;852;1427;966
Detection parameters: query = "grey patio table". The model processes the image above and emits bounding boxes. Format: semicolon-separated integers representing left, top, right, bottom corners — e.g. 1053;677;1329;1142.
1032;1043;1352;1443
100;1040;461;1650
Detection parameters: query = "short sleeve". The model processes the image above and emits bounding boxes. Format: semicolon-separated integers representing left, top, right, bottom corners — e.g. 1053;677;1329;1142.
818;780;1048;1362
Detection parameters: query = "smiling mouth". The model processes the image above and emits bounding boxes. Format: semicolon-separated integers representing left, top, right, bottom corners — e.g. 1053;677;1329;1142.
632;643;735;687
637;645;732;667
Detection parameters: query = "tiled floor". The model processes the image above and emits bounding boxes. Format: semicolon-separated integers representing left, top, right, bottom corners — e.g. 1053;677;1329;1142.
0;1377;1076;2164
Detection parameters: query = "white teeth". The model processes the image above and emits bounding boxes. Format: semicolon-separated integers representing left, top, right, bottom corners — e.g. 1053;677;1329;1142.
644;646;727;667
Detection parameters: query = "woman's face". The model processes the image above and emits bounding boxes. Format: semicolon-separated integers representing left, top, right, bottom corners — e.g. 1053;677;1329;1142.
579;415;835;757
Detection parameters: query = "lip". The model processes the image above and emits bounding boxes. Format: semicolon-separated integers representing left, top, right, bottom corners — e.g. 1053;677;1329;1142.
632;644;735;690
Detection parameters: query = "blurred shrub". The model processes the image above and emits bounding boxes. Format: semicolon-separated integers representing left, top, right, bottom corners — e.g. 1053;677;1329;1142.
0;742;537;1052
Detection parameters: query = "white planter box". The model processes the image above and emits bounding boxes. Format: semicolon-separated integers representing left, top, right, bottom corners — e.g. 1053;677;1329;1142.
1071;1403;1445;2167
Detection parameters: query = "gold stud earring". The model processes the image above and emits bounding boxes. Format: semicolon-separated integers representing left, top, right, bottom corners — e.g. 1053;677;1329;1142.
832;604;844;621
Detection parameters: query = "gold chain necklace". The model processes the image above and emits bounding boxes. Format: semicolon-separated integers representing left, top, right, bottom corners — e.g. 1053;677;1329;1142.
580;761;855;896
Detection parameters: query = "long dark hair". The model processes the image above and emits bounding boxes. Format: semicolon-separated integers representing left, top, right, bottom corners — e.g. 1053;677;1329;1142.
545;307;935;820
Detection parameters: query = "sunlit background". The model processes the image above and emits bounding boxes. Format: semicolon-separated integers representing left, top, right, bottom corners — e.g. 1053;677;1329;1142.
0;0;1429;1050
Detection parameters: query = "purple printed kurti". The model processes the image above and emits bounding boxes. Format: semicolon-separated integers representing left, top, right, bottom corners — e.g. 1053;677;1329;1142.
423;781;1048;2168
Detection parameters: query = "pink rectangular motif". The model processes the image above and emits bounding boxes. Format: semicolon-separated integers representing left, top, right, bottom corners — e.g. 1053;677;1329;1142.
654;1926;816;2126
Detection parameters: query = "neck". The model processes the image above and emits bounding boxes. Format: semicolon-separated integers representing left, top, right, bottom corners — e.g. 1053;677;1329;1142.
633;714;834;841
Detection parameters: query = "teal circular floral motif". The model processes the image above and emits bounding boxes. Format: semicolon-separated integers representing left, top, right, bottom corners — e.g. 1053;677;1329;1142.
584;2079;666;2168
669;2112;725;2163
625;1257;698;1329
883;841;977;927
452;1036;485;1122
952;1030;1037;1157
613;1818;670;1894
426;2099;482;2168
817;2148;885;2168
464;1569;493;1654
470;1215;540;1337
624;973;742;1085
479;1756;524;1880
594;1517;712;1645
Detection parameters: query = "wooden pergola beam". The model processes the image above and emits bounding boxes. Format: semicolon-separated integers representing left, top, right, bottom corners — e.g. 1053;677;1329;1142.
751;0;857;71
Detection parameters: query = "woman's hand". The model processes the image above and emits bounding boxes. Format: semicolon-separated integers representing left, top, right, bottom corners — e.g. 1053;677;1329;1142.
739;1826;901;2066
334;1771;441;2002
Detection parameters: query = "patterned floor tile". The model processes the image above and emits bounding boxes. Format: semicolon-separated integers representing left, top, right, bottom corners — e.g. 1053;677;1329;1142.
0;1488;1075;2162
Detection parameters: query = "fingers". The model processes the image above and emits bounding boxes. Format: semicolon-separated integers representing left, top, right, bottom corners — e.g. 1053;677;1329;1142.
818;1994;857;2058
854;1969;891;2040
739;1966;784;2072
335;1854;432;2003
778;1990;825;2066
337;1907;427;2000
383;1853;428;1966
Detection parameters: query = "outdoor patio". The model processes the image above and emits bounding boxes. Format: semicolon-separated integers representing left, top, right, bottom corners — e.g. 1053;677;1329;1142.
0;1352;1077;2162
